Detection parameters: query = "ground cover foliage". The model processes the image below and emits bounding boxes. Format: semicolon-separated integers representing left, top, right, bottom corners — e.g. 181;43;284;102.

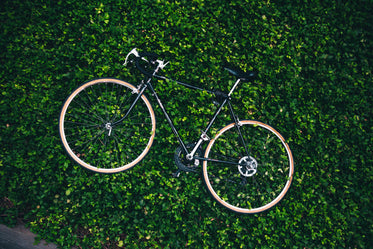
0;0;372;247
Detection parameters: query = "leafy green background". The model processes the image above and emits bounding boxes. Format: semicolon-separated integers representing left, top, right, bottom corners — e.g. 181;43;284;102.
1;0;372;248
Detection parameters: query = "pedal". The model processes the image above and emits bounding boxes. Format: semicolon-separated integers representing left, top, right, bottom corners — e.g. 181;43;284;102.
172;170;181;178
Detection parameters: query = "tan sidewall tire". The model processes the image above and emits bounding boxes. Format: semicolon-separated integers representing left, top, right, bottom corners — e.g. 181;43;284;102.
203;120;294;213
59;78;156;173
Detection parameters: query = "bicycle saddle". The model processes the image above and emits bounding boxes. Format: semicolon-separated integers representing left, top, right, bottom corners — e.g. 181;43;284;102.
223;64;257;82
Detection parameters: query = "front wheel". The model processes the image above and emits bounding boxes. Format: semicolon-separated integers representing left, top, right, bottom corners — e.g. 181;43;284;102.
203;120;294;214
59;78;156;173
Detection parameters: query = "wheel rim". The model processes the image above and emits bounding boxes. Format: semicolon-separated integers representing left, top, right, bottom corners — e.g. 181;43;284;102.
203;120;293;213
59;79;155;173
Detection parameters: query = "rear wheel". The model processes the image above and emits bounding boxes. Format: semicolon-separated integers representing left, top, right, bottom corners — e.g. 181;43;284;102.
203;120;294;213
59;78;156;173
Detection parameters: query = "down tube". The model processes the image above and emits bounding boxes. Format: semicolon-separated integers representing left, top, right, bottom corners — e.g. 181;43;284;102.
147;83;189;154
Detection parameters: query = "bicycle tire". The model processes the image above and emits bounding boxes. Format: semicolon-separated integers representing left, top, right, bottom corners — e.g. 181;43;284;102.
203;120;294;214
59;78;156;173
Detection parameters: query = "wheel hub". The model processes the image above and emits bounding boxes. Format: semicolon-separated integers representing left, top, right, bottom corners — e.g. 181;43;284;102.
238;156;257;177
105;123;112;136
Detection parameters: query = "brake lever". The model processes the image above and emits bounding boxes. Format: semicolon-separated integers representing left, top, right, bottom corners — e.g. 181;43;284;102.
156;59;169;70
124;48;169;71
123;48;141;66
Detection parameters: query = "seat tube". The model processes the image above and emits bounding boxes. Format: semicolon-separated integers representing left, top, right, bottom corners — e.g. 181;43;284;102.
203;98;228;133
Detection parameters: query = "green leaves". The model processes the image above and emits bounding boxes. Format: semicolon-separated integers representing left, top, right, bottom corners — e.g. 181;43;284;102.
1;0;372;248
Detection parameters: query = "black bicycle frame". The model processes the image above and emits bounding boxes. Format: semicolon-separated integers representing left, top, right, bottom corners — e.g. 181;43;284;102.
114;73;250;166
150;76;248;161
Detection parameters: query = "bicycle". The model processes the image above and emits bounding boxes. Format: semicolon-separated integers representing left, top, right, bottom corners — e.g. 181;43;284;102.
59;48;294;214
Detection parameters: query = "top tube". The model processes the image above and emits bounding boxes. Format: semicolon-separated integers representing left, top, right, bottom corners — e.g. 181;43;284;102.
124;48;257;97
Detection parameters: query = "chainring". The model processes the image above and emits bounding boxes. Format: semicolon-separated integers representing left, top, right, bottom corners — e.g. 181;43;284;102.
174;143;203;172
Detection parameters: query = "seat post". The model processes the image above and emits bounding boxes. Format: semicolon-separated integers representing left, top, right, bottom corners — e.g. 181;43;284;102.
228;79;241;97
